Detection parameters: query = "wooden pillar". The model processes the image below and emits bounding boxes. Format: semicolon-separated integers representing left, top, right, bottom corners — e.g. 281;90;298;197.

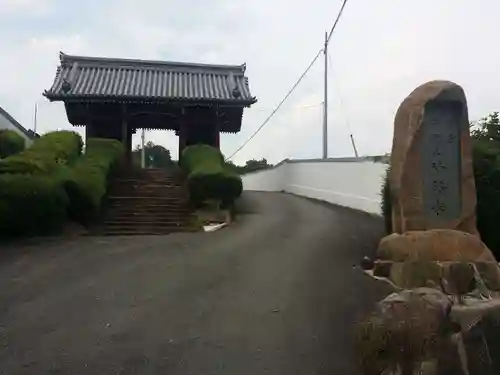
126;128;132;161
121;105;131;166
178;107;187;160
121;106;127;145
85;123;93;145
214;106;220;149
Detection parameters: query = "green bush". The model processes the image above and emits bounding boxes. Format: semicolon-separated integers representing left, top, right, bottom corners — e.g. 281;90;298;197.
381;140;500;259
60;138;124;224
181;144;225;172
181;145;243;207
0;173;68;237
0;130;83;174
30;130;83;161
0;130;25;158
472;140;500;257
381;167;392;234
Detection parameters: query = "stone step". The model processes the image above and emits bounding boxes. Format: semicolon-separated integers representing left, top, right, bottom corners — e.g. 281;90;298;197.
107;203;188;210
108;189;186;196
107;205;189;212
95;224;196;235
107;200;187;206
111;182;183;187
106;213;189;220
106;207;189;214
104;220;189;227
107;196;186;202
113;178;181;184
105;215;190;223
99;229;193;236
108;193;187;200
106;205;190;212
102;225;193;235
102;171;192;236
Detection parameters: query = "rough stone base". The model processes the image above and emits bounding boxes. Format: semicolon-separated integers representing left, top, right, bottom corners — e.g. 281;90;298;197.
356;287;500;375
371;260;500;299
377;230;495;263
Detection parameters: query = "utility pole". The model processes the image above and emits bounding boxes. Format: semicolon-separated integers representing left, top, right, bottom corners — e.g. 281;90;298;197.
33;103;38;134
350;134;359;157
141;128;146;169
323;31;328;159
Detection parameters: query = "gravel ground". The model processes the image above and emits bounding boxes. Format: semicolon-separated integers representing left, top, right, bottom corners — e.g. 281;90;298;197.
0;191;392;374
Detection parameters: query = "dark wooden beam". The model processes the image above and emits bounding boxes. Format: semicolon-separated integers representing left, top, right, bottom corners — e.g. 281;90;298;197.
62;101;245;133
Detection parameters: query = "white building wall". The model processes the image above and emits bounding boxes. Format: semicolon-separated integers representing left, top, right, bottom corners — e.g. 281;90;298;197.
0;109;33;147
242;159;388;215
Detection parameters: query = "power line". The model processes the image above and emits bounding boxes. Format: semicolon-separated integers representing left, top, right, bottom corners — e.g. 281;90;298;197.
327;0;349;45
252;102;323;112
226;49;323;160
328;51;358;157
327;51;352;134
226;0;350;161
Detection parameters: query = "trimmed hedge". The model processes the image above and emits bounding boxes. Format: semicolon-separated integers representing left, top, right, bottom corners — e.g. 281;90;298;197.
181;145;243;207
381;140;500;259
0;130;25;158
0;135;124;237
60;138;124;224
0;173;68;237
0;130;83;174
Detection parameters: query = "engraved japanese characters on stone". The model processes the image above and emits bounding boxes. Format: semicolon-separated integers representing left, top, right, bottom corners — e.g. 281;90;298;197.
432;180;448;194
431;160;448;172
421;100;462;221
431;199;447;216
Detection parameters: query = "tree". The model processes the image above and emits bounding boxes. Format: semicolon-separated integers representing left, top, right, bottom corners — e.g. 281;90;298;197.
224;158;273;175
132;141;173;168
471;112;500;142
224;160;242;174
242;158;273;174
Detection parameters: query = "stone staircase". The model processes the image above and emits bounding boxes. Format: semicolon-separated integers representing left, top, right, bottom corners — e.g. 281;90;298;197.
101;168;193;235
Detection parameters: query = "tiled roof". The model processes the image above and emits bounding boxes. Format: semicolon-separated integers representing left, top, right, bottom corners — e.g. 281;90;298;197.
44;52;257;105
0;105;39;140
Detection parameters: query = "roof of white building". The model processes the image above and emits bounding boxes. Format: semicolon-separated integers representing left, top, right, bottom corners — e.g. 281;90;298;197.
0;106;39;140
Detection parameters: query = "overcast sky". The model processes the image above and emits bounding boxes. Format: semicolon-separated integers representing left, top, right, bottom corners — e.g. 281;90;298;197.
0;0;498;164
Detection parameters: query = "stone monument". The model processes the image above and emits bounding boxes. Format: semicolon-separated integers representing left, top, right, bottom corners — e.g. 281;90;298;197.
389;80;478;235
363;81;500;375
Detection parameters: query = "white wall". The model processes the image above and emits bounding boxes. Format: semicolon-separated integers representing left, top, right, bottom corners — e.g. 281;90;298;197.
242;158;388;215
0;108;33;147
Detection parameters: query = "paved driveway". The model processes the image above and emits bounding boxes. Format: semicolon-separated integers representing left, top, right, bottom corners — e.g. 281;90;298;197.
0;192;392;374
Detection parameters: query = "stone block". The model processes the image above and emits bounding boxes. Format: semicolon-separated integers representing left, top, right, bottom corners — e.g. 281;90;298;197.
360;256;374;270
462;320;494;375
390;261;443;290
377;229;495;263
436;335;467;375
373;260;392;278
444;263;476;299
355;288;454;375
389;80;478;235
450;300;500;375
475;262;500;291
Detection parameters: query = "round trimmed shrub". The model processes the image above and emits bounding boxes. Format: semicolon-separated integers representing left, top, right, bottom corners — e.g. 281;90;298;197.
0;130;83;174
181;144;243;207
0;130;25;158
60;138;124;225
0;173;69;237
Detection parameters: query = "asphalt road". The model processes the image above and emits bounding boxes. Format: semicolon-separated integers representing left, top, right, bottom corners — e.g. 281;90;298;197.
0;192;392;375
